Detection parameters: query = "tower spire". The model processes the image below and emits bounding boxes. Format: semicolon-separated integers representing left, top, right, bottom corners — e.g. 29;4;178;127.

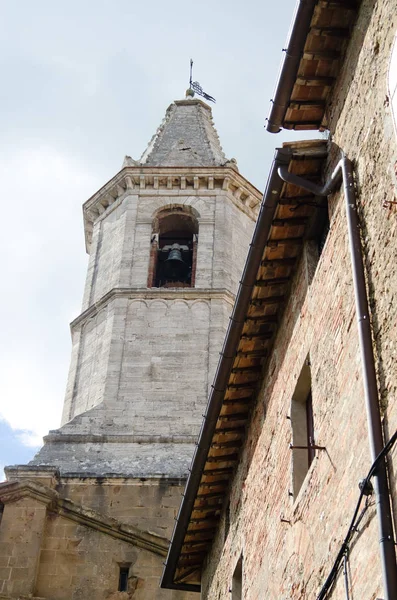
140;97;225;167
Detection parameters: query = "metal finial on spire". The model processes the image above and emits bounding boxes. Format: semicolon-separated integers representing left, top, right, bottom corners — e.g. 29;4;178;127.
188;59;216;103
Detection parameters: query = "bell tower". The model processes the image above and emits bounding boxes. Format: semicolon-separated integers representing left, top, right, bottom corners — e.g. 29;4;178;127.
0;96;261;599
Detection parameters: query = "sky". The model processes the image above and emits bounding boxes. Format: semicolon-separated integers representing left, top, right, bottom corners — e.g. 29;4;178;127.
0;0;317;478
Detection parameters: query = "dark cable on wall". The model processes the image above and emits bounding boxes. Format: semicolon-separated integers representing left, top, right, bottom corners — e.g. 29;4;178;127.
343;552;350;600
316;430;397;600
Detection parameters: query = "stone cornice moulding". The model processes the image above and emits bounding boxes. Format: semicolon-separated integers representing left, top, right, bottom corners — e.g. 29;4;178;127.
44;433;197;444
56;497;169;557
0;596;46;600
82;166;262;251
0;479;169;557
70;287;235;331
0;480;58;508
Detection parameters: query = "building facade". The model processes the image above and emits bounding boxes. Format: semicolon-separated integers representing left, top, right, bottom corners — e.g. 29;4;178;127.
162;1;397;599
0;98;260;599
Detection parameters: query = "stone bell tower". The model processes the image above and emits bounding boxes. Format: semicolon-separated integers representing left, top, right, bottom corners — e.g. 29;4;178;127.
0;96;261;600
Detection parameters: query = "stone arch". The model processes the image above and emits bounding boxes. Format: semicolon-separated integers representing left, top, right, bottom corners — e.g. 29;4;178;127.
152;202;201;220
182;195;211;217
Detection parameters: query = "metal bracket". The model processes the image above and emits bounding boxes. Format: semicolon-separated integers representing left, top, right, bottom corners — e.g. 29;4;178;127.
289;443;326;450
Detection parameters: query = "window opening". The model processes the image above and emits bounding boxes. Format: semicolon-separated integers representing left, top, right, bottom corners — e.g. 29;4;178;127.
290;358;315;498
231;556;243;600
118;566;129;592
148;209;198;288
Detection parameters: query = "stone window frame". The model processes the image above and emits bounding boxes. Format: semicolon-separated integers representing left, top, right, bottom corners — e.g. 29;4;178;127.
389;30;397;136
147;205;199;288
231;555;243;600
118;563;131;592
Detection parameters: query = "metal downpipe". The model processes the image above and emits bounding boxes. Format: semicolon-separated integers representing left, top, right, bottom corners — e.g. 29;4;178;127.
278;157;397;600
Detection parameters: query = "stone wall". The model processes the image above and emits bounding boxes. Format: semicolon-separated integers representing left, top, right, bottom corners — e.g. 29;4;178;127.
201;1;397;597
0;474;197;600
62;187;255;428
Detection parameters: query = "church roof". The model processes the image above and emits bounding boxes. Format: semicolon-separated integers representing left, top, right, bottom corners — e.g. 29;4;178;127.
140;98;228;167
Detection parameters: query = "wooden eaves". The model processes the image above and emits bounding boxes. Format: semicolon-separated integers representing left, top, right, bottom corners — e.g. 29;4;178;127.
160;139;328;592
266;0;362;133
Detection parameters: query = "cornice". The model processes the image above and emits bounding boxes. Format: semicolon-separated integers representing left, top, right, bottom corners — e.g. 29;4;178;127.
0;478;169;557
56;497;169;556
70;287;235;330
82;166;262;251
0;480;58;508
44;433;197;444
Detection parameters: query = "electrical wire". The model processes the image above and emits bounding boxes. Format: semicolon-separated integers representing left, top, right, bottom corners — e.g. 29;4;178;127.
316;430;397;600
343;552;350;600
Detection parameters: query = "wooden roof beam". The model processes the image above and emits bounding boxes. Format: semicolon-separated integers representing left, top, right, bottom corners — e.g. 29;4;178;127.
211;440;243;450
302;50;340;61
317;0;358;9
214;426;246;434
232;365;263;374
251;295;285;305
186;526;218;534
272;217;309;226
296;75;335;86
278;196;315;206
283;120;323;128
205;453;239;463
241;332;273;341
218;412;251;421
267;238;303;247
309;26;350;38
196;491;226;500
202;467;234;476
261;257;296;266
236;349;268;358
255;277;290;287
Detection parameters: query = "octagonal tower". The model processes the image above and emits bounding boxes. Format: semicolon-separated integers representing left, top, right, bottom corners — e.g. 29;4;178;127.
0;96;260;600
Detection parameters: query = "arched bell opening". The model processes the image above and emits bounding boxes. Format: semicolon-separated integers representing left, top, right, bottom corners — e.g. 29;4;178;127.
148;207;199;288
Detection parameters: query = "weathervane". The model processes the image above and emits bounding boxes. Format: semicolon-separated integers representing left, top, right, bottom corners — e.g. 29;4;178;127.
189;59;216;103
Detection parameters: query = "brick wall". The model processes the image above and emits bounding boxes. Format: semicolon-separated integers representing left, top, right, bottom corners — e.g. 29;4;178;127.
201;1;397;597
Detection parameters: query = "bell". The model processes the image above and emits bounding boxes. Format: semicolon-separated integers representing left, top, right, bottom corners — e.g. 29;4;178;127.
164;244;188;281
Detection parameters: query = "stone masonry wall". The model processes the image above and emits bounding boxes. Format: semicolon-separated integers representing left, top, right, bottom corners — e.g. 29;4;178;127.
62;186;254;427
201;2;397;597
61;296;231;432
0;476;197;600
81;189;254;309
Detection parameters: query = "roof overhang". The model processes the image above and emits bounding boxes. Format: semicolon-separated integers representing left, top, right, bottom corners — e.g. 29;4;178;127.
161;139;328;591
266;0;362;133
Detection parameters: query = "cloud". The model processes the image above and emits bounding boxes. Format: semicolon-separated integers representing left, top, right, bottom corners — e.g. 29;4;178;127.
0;420;41;474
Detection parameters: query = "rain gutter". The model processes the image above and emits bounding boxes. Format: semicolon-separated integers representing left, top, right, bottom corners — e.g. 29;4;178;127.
266;0;317;134
160;146;293;592
278;155;397;600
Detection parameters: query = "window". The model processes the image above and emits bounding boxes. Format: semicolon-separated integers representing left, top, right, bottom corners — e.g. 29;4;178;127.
118;566;129;592
147;207;198;288
231;556;242;600
290;358;315;498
